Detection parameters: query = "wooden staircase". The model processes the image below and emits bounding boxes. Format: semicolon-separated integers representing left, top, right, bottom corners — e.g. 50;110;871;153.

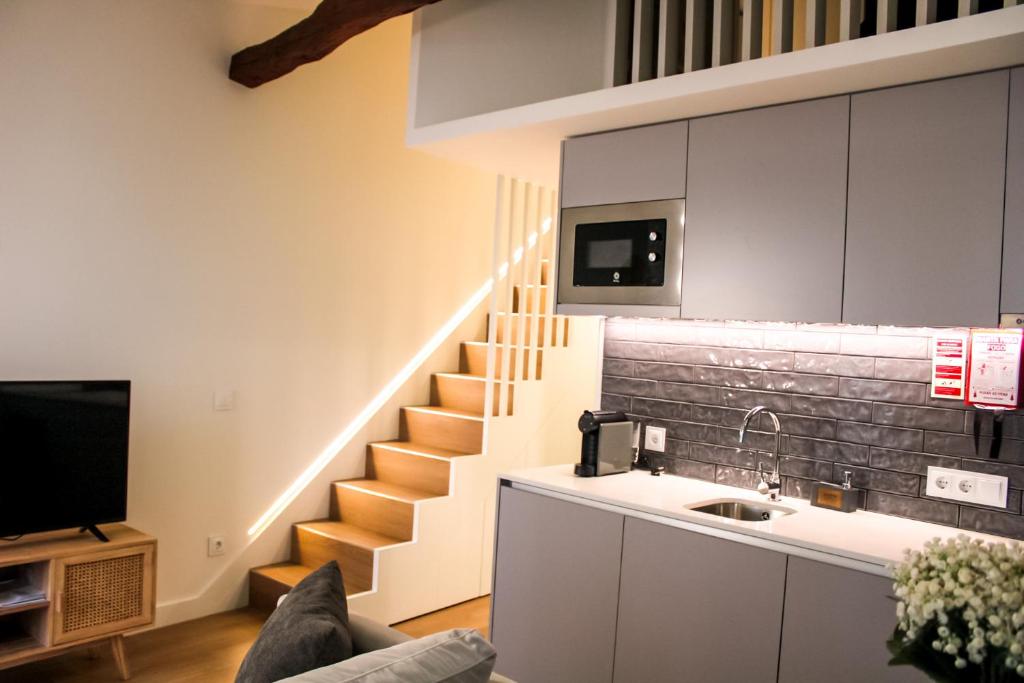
248;261;556;613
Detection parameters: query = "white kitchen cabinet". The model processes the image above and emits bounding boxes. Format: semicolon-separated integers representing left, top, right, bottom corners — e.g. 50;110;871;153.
844;70;1008;327
682;96;849;322
778;557;928;682
613;517;787;683
560;121;688;208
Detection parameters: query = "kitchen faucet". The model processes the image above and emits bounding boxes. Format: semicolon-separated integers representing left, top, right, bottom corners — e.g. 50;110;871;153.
739;406;782;501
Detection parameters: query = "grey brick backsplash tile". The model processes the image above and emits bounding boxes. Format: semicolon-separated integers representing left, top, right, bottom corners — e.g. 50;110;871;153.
797;323;877;335
868;447;960;475
605;340;663;361
773;414;837;440
690;442;772;470
876;325;945;338
701;348;795;371
782;477;814;499
662;419;718;444
601;393;631;412
924;488;1022;515
840;333;930;359
839;378;927;405
635;322;765;349
783;436;869;466
663;456;716;481
875;358;933;383
604;376;659;398
791;395;873;422
692;403;749;428
660;438;690;458
779;455;832;480
722;388;791;413
837;421;924;451
603;358;635;377
959;507;1024;541
925;392;972;409
715;465;761;490
718;427;776;452
763;371;839;396
867;491;959;526
763;330;841;353
604;319;636;341
924;432;1024;464
794;353;875;378
635;362;694;383
658;382;722;405
960;460;1024;489
693;365;763;389
632;397;691;421
872;403;965;433
833;464;920;496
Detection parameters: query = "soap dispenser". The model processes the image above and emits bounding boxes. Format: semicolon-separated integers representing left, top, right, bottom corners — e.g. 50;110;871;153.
809;471;861;513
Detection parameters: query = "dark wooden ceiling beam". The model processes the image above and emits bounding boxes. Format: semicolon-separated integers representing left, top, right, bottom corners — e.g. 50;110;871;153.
229;0;442;89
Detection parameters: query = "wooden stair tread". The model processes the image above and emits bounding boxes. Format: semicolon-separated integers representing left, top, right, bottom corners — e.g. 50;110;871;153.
337;478;437;502
295;520;403;549
404;405;484;421
463;341;544;351
251;562;364;597
370;440;470;459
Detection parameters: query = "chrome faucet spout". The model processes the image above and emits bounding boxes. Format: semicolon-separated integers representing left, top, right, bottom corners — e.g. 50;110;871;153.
739;406;783;501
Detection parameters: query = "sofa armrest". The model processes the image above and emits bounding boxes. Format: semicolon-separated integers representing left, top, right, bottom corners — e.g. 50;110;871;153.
348;613;413;655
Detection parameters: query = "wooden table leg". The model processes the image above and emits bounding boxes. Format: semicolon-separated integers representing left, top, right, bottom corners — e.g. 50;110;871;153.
110;635;131;680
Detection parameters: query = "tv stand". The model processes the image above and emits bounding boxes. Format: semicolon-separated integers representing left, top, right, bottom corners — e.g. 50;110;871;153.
0;525;155;680
79;525;110;543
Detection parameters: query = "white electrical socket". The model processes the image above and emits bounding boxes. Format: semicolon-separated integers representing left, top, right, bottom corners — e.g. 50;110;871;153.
213;390;236;412
926;466;1007;507
644;426;667;453
208;535;226;557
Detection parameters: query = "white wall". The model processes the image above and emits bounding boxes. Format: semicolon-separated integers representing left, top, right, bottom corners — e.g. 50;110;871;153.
411;0;613;127
0;0;495;624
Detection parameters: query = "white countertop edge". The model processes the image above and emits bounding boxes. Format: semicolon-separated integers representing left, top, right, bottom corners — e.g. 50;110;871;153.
506;479;893;578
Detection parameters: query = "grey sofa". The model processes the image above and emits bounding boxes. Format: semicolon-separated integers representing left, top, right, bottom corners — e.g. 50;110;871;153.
283;613;514;682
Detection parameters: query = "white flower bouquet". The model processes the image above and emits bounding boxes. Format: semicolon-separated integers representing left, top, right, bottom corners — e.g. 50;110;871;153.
888;535;1024;682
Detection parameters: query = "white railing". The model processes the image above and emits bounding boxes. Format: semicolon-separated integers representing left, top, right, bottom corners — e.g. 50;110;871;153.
483;176;566;419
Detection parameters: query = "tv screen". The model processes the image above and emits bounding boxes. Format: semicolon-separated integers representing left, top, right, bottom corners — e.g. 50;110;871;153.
0;381;130;538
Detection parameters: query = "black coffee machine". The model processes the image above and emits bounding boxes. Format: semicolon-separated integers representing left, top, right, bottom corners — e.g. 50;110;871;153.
575;410;635;477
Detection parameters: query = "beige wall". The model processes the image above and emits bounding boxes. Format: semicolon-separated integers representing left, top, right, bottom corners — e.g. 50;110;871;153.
0;1;494;624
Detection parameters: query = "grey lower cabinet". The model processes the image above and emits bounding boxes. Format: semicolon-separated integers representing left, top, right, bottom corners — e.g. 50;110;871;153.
844;70;1009;327
1004;67;1024;316
778;558;928;683
613;517;787;683
489;486;624;683
560;120;688;208
682;96;849;322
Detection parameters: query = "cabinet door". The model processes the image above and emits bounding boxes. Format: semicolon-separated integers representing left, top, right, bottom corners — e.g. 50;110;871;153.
844;71;1008;327
561;121;688;208
1004;68;1024;316
490;486;624;683
53;545;155;645
613;518;787;683
779;558;928;682
682;96;849;322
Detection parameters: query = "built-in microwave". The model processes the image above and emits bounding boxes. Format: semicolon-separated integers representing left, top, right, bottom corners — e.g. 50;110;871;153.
557;198;685;316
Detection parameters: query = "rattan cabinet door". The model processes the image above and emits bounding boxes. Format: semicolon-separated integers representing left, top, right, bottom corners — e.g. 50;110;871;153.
52;545;155;645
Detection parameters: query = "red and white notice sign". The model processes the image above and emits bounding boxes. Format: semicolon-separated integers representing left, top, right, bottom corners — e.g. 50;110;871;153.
932;330;969;400
966;329;1023;409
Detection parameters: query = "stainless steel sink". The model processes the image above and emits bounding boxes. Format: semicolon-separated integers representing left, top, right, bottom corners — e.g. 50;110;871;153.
687;499;796;522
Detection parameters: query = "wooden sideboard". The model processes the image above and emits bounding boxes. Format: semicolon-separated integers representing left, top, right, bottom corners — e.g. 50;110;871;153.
0;524;156;680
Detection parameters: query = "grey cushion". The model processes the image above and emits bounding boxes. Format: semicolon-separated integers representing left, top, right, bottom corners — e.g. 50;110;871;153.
277;628;497;683
236;562;353;683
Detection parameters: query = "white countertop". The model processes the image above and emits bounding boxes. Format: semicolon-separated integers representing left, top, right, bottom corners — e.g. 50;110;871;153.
500;465;1011;576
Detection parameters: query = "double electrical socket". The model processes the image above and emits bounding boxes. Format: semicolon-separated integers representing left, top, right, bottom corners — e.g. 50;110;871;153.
925;466;1008;508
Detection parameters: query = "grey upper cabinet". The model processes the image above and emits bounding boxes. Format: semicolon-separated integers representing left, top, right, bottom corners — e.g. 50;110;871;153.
561;120;688;208
490;486;624;683
1004;67;1024;316
681;96;850;322
779;558;928;683
613;517;787;683
844;71;1009;327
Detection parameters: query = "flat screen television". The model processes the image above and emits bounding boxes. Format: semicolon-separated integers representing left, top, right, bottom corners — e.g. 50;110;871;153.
0;381;130;541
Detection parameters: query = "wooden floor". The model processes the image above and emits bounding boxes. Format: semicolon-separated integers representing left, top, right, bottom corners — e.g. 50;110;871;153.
3;597;490;683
